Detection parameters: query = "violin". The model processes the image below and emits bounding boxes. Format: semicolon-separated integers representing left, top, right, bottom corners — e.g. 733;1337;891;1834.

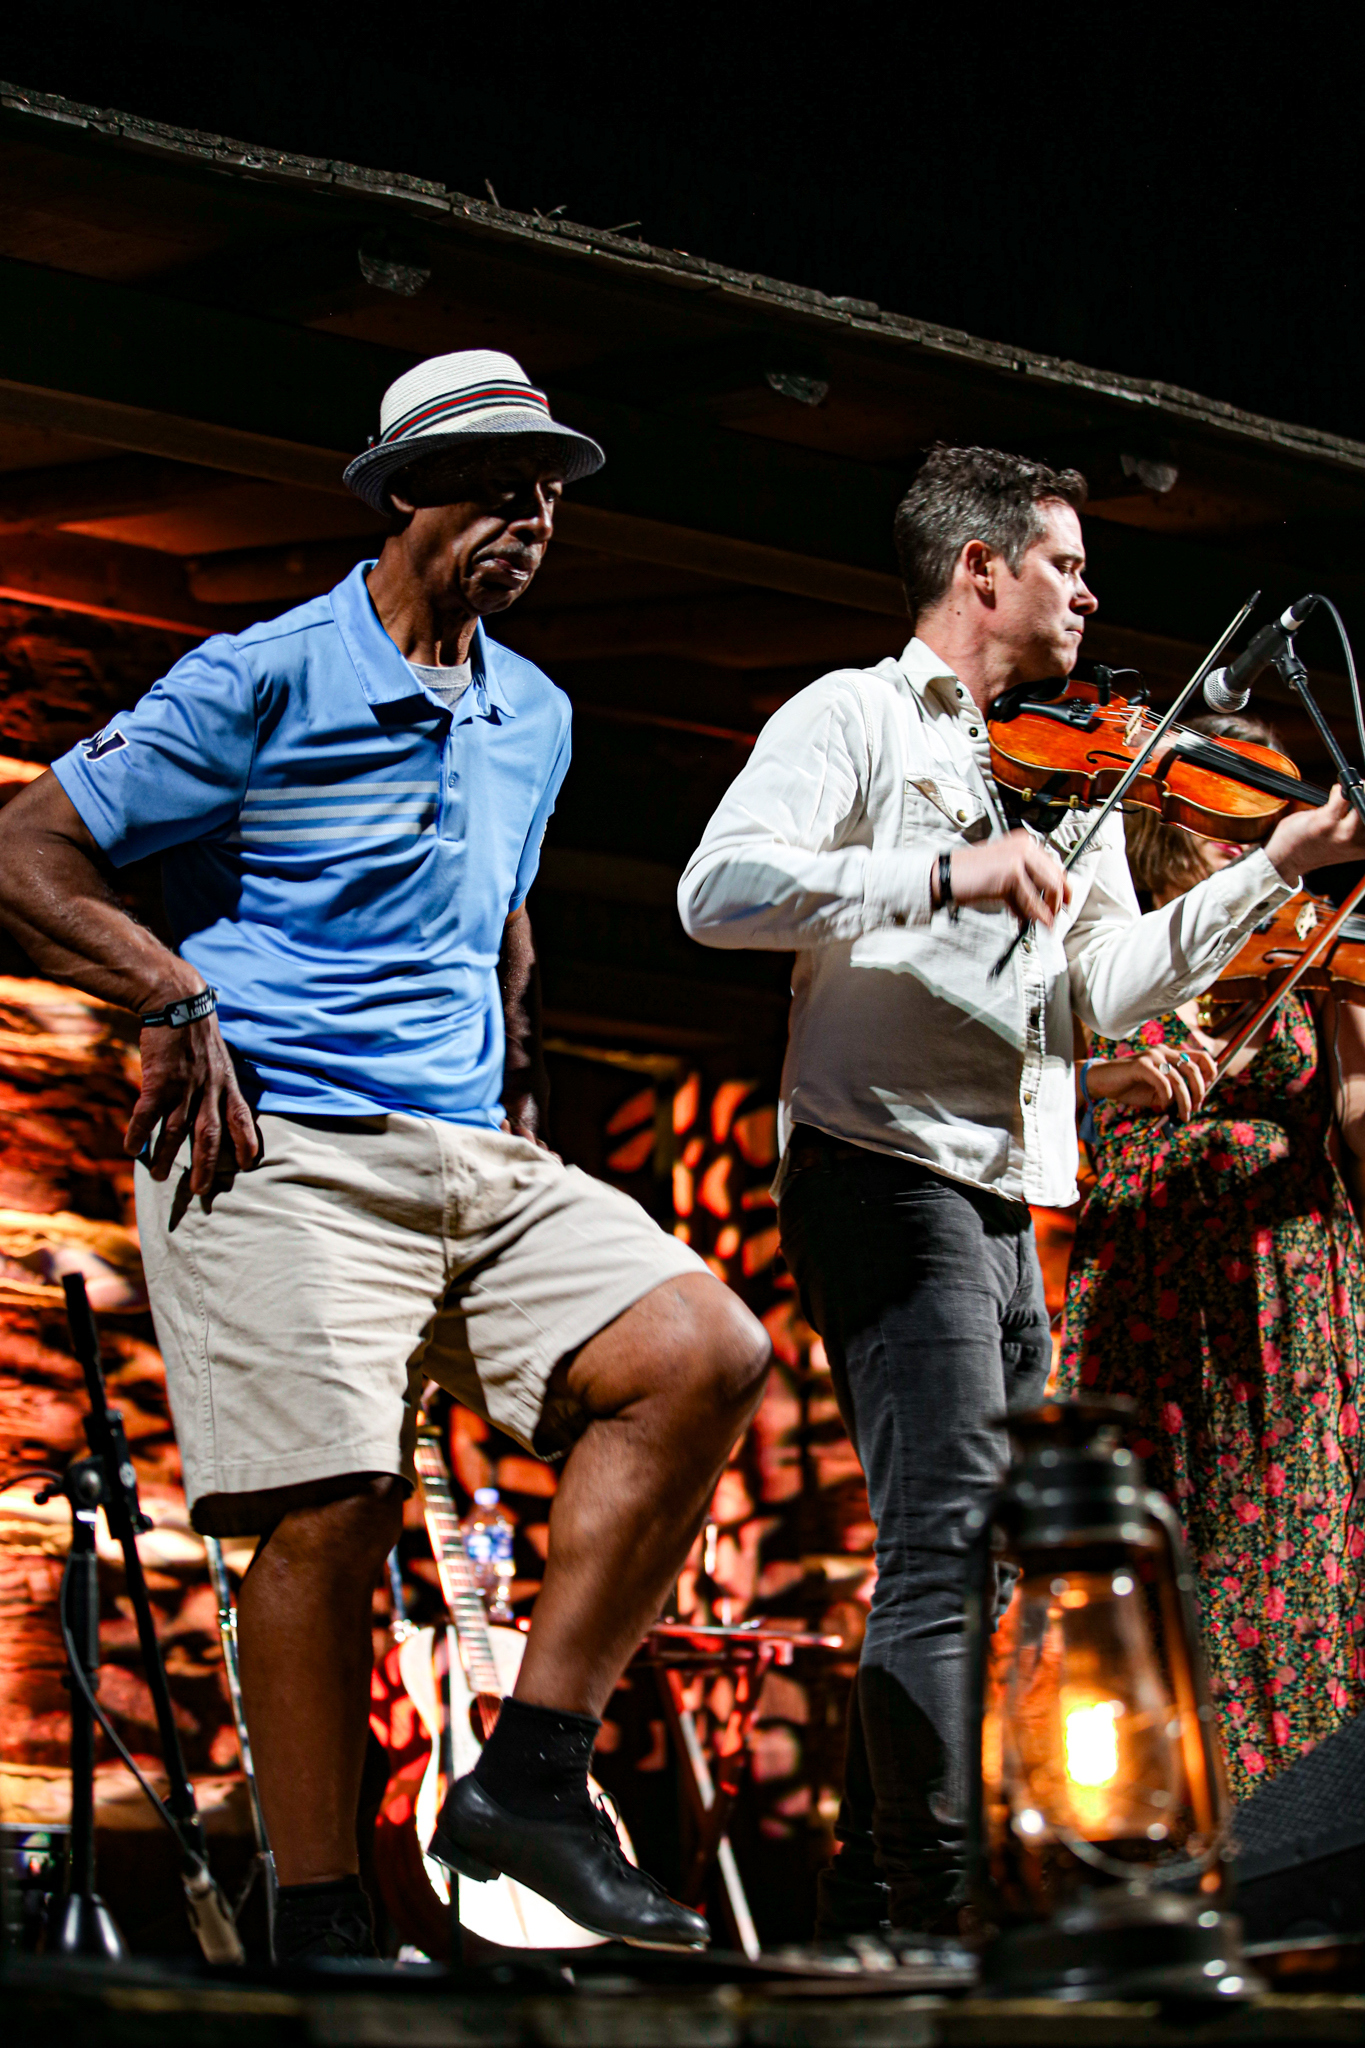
1210;891;1365;1004
988;673;1330;839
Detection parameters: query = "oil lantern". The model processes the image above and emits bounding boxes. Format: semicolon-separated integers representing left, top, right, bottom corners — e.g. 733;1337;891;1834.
965;1401;1259;2002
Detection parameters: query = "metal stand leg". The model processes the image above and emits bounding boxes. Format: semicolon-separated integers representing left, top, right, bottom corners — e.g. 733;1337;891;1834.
205;1536;277;1959
656;1668;760;1960
52;1476;124;1959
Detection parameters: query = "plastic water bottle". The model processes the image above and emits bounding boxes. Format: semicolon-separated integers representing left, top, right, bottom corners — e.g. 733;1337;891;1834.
460;1487;515;1624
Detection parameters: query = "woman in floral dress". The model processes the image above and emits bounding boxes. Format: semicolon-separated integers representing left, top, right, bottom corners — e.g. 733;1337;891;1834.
1058;716;1365;1803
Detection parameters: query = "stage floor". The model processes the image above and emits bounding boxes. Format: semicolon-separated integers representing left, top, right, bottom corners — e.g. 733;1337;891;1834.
5;1949;1365;2047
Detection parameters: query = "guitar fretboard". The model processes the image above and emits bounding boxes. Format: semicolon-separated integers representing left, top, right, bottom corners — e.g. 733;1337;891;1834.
414;1434;504;1700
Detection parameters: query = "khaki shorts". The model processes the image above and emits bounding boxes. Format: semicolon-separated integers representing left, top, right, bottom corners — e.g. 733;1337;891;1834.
136;1112;705;1533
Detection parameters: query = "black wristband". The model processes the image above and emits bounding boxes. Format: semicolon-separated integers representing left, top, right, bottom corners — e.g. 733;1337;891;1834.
937;852;959;921
140;987;217;1030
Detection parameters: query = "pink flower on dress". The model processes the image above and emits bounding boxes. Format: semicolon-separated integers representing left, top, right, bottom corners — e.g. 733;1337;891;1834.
1266;1465;1287;1497
1342;1406;1360;1439
1161;1401;1183;1432
1263;1587;1286;1620
1140;1020;1165;1047
1272;1712;1290;1745
1234;1497;1261;1525
1239;1744;1266;1776
1233;1621;1262;1649
1223;1258;1251;1282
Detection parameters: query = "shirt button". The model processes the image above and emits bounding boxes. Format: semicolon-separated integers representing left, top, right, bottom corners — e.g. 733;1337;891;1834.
955;686;965;698
956;809;968;822
969;726;980;737
446;771;458;786
1023;1092;1034;1105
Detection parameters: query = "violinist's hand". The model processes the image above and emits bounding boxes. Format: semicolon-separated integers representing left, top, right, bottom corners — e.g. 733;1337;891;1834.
1266;784;1365;884
1084;1044;1217;1122
936;831;1072;926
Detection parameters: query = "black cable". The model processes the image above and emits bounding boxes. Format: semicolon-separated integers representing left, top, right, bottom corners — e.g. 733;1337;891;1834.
58;1550;209;1878
0;1466;63;1494
1316;595;1365;770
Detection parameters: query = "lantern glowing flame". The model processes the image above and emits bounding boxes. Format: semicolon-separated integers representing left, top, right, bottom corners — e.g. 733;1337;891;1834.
1063;1694;1121;1788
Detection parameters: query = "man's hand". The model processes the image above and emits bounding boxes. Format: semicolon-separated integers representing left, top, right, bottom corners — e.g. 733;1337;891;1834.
125;1011;259;1193
1084;1043;1217;1122
1266;784;1365;884
500;1090;548;1148
936;830;1072;926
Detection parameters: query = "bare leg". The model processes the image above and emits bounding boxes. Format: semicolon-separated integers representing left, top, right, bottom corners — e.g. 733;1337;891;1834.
236;1478;405;1886
515;1273;770;1716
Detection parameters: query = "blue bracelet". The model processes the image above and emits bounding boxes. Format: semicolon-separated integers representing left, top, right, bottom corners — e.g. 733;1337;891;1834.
1078;1058;1099;1147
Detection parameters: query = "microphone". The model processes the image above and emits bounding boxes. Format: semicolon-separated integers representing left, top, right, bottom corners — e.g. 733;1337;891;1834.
1203;595;1319;711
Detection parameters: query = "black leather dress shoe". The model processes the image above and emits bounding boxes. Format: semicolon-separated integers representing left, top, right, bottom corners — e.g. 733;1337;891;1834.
429;1773;710;1951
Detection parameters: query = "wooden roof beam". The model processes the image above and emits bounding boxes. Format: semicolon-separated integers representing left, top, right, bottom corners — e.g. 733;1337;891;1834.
0;453;234;534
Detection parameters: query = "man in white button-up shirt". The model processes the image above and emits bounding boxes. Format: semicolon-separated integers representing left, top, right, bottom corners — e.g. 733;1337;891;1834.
679;445;1365;1938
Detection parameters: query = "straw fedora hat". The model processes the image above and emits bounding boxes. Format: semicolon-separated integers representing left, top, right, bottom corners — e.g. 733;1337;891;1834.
344;349;604;513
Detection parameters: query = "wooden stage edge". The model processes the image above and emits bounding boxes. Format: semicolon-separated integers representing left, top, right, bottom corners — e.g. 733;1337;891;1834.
4;1953;1365;2047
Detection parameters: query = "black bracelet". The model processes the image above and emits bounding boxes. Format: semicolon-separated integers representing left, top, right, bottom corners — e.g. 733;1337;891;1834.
937;852;959;922
140;988;218;1030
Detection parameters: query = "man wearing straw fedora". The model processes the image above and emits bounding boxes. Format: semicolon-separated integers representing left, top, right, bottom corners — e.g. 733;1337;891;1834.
0;350;771;1962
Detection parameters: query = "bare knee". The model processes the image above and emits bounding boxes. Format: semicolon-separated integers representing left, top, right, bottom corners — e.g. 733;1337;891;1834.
683;1278;772;1416
250;1474;406;1588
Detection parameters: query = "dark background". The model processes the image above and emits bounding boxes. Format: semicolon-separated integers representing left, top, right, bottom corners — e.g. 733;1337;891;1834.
5;0;1359;439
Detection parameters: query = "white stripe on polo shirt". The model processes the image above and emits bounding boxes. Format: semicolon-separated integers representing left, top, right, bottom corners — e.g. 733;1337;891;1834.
243;783;438;801
234;778;439;846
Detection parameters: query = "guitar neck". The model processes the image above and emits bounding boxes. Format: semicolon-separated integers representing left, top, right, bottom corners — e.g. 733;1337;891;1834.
414;1433;504;1700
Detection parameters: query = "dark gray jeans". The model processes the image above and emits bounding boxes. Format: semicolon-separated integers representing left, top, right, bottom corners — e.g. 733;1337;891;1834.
778;1128;1051;1933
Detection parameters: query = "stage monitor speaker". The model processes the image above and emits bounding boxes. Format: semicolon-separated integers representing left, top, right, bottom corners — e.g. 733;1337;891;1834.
1231;1708;1365;1943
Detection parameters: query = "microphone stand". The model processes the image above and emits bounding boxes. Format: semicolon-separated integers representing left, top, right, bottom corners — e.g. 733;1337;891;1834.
990;592;1261;978
37;1274;244;1963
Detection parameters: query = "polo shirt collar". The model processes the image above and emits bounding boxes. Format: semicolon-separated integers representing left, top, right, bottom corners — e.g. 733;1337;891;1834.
330;562;516;719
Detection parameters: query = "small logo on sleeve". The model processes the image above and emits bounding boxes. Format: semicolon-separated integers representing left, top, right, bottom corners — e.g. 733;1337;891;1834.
82;727;128;760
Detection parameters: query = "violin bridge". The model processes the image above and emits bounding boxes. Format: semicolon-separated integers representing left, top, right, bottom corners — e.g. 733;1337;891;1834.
1296;901;1320;941
1123;706;1146;748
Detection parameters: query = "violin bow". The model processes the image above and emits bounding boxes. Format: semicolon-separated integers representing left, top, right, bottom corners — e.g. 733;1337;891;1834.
1199;868;1365;1107
990;591;1262;979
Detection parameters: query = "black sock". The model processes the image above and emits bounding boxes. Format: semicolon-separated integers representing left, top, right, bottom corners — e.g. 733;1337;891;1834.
274;1874;376;1963
472;1695;600;1819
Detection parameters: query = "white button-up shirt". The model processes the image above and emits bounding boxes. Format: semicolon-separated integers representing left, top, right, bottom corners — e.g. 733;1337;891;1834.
678;637;1295;1207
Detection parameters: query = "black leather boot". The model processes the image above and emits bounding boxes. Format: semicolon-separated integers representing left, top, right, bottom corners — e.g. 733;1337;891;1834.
430;1773;710;1951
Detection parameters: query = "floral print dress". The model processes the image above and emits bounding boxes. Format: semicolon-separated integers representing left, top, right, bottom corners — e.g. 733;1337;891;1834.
1058;993;1365;1803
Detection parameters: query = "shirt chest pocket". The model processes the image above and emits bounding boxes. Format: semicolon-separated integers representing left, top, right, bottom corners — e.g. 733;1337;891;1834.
902;775;991;844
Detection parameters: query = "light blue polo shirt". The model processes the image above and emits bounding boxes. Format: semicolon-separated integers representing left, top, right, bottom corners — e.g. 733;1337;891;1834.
52;562;571;1125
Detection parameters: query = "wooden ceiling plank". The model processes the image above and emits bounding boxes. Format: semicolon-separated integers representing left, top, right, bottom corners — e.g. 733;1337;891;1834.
0;529;249;637
0;378;350;495
0;453;233;533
